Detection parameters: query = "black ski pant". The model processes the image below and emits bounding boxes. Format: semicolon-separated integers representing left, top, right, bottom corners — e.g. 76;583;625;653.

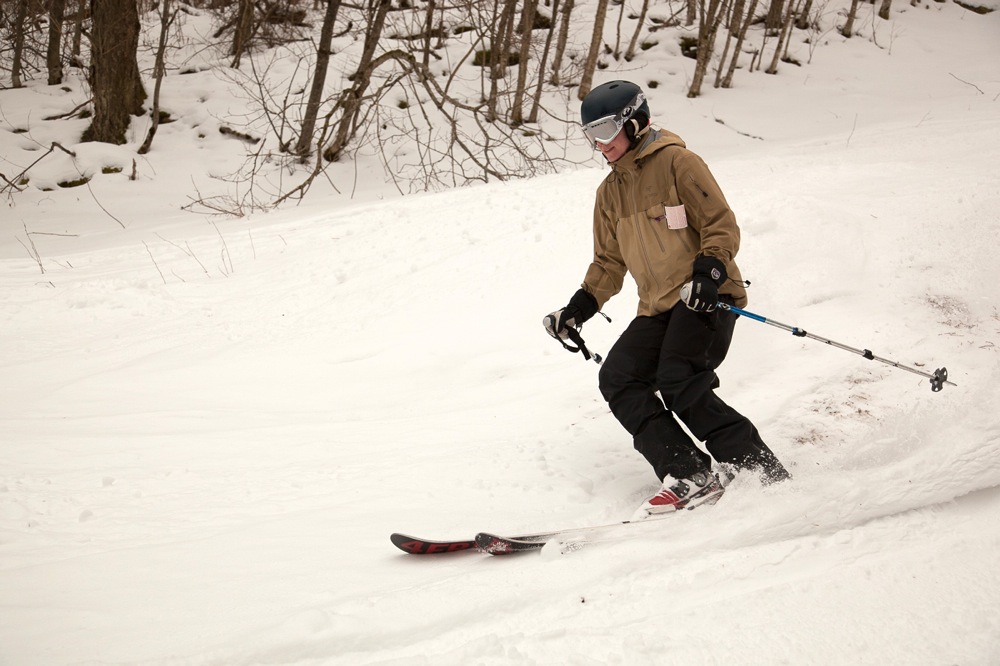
598;301;788;483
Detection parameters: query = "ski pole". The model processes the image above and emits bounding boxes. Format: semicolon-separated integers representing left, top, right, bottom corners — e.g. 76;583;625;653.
544;312;605;365
564;326;603;365
717;302;955;392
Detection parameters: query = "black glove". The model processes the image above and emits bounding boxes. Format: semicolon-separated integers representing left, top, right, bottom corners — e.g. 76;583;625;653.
544;289;598;340
682;255;727;313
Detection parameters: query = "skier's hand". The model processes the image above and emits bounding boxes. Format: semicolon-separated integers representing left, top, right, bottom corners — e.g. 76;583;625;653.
543;307;580;341
681;277;719;312
682;255;727;313
544;289;598;340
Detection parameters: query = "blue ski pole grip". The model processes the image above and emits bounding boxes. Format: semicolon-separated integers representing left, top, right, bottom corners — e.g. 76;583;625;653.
718;303;766;323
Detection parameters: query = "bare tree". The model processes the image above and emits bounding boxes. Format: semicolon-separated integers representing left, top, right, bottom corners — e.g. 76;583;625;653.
485;0;518;121
611;0;626;60
624;0;652;62
578;0;609;100
688;0;731;98
720;0;760;87
323;0;391;162
842;0;862;37
10;0;28;88
511;0;539;125
715;0;745;87
527;0;560;122
293;0;342;157
70;0;86;64
203;1;586;211
139;0;175;154
232;0;255;67
766;0;785;32
766;0;798;74
795;0;815;29
47;0;67;84
549;0;573;85
82;0;146;144
419;0;438;75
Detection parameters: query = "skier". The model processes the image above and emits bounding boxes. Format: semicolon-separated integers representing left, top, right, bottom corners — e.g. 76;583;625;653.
544;80;790;519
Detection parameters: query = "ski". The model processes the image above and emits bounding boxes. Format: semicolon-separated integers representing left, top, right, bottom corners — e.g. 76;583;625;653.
475;532;551;554
390;529;552;554
389;533;478;554
476;493;731;555
393;503;705;556
475;522;622;555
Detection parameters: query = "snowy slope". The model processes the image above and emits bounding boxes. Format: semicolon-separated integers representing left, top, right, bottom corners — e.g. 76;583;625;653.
2;1;1000;664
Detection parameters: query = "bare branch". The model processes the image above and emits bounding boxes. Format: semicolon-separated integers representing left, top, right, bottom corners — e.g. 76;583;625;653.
949;72;985;95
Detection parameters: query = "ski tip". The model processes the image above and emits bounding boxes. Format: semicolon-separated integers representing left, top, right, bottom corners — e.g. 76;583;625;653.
390;532;477;555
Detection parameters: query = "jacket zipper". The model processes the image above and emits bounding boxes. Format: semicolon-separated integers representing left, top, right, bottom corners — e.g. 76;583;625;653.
627;170;660;294
688;173;709;198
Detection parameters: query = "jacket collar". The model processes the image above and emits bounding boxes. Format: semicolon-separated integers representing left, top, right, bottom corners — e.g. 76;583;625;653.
609;128;685;173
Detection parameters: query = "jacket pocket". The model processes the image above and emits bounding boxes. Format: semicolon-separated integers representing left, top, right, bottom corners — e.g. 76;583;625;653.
665;204;688;229
644;203;694;255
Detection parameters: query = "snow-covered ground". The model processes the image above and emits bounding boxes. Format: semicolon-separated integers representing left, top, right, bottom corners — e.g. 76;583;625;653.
2;1;999;664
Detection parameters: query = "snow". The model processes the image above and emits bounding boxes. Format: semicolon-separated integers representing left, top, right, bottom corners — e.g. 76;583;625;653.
2;1;1000;664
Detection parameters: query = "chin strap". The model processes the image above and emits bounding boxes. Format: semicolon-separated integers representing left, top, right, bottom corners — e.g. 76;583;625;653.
626;119;651;148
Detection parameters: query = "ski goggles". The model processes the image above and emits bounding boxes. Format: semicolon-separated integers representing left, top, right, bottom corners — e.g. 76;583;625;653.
582;115;625;146
581;91;646;147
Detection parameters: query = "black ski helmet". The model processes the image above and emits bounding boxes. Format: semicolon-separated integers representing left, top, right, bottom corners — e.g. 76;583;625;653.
580;80;650;145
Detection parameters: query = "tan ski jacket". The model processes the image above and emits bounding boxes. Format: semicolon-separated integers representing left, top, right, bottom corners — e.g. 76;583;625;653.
582;129;749;316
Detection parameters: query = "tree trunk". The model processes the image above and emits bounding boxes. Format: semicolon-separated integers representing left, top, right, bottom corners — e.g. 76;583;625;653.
795;0;814;29
419;0;435;75
323;0;390;162
842;0;861;37
47;0;68;85
686;0;697;27
611;0;626;60
83;0;146;144
878;0;891;20
721;0;760;87
485;0;518;121
765;0;785;32
527;0;560;122
11;0;28;88
71;0;86;64
139;0;173;154
549;0;573;85
511;0;538;125
765;0;796;74
578;0;609;101
688;0;730;98
714;0;744;87
232;0;255;67
294;0;342;157
489;0;518;83
526;0;559;123
624;0;651;61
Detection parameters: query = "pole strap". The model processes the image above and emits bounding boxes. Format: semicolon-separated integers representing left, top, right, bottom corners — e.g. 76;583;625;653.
561;327;603;364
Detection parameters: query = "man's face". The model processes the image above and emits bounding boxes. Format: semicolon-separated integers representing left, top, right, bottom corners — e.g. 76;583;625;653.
598;129;631;163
